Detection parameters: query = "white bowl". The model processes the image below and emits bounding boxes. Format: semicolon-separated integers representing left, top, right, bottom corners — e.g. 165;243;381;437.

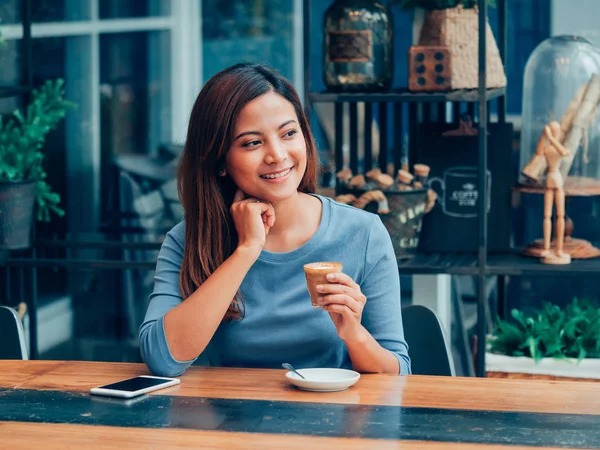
285;368;360;392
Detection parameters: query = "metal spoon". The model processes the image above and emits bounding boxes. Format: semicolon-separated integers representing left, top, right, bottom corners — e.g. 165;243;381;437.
282;363;306;379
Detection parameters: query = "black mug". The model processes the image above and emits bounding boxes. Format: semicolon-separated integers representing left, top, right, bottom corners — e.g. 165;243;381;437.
429;166;491;218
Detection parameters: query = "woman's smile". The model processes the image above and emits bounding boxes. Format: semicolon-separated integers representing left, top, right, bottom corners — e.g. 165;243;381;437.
259;166;294;183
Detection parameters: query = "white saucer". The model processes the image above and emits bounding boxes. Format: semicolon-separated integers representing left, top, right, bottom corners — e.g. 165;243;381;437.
285;368;360;392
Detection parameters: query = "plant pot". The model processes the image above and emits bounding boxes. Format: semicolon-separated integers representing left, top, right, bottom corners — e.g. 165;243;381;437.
486;352;600;382
0;180;36;250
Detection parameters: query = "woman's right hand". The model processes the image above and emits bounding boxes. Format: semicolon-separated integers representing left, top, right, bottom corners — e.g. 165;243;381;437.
230;189;276;253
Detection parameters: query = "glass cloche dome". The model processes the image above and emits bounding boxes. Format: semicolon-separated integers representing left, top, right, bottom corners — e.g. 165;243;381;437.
519;35;600;187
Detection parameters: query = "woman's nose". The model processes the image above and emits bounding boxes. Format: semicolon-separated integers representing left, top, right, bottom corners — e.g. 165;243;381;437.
264;141;287;164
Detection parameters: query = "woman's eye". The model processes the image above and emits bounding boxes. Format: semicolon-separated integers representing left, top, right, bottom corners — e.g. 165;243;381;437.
284;129;298;138
242;140;261;148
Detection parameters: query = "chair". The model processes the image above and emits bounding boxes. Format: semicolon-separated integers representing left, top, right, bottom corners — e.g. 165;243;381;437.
0;306;29;360
402;304;455;376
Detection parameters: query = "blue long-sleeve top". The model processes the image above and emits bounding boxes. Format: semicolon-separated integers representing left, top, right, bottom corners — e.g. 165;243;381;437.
139;194;411;376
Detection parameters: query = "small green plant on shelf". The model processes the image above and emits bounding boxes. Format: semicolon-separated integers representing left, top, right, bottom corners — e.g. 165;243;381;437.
489;298;600;363
0;79;76;221
390;0;496;9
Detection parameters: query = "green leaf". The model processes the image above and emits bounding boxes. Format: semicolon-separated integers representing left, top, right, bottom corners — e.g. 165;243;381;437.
490;297;600;362
0;79;76;221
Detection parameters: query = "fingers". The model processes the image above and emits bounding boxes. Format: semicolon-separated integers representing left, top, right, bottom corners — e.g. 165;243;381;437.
323;272;360;291
319;293;364;313
246;199;275;228
317;283;360;299
258;201;276;228
231;196;276;228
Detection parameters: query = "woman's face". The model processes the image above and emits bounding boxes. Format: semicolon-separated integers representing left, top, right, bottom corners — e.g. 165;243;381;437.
224;91;307;204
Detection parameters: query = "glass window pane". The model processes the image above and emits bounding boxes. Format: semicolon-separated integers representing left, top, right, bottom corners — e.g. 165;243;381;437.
29;0;91;22
0;38;21;113
1;30;173;363
202;0;295;81
99;0;170;19
0;37;69;307
100;31;171;157
0;0;19;24
99;31;172;221
0;36;71;237
31;37;68;237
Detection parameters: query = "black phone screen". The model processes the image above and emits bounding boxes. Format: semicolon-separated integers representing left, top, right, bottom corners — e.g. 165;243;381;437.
98;376;171;392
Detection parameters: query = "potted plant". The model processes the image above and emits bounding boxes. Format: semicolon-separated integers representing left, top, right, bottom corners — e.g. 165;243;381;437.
0;79;75;249
390;0;506;91
486;298;600;381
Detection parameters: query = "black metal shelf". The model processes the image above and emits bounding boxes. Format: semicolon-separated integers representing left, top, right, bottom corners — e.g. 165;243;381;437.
487;251;600;276
309;87;506;104
397;251;600;276
14;250;599;277
397;253;478;275
4;257;157;270
302;0;507;377
0;85;30;99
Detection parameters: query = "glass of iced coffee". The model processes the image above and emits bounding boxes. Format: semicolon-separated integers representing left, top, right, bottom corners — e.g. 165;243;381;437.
303;262;343;307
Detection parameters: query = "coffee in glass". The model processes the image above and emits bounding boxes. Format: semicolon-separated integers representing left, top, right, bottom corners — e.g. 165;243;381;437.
303;262;343;307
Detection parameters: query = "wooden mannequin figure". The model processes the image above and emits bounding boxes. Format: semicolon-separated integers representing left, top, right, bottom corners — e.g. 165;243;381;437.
539;121;572;265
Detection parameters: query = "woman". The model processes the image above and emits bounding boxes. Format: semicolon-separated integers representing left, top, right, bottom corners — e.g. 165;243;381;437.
139;63;410;377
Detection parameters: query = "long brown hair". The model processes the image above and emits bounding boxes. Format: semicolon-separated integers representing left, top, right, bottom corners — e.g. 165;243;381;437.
177;63;318;320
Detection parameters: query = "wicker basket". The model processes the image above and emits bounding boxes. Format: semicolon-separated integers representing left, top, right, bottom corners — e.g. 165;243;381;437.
414;5;507;90
339;185;429;259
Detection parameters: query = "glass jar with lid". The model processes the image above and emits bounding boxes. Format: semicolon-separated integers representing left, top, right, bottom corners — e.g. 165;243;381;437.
323;0;393;92
516;35;600;259
519;35;600;186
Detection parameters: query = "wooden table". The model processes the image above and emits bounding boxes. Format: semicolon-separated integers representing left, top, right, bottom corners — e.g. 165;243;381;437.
1;361;600;449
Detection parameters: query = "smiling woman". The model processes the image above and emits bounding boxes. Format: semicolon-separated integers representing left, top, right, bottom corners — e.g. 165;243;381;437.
139;63;411;378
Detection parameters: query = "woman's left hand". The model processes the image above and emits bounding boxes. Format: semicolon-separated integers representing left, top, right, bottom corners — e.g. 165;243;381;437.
317;272;366;341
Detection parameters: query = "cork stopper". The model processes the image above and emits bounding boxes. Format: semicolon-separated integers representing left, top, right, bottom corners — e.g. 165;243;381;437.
365;168;382;181
413;164;430;177
349;174;366;188
377;174;395;189
397;169;414;185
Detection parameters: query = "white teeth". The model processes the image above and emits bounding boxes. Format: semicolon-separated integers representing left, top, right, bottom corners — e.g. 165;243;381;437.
261;168;291;179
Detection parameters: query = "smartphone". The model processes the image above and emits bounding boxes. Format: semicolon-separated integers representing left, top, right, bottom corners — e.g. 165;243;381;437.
90;392;154;407
89;375;180;399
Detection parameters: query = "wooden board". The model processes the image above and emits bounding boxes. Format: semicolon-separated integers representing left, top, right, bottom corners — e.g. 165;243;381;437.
0;422;571;450
2;361;600;449
2;361;600;415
